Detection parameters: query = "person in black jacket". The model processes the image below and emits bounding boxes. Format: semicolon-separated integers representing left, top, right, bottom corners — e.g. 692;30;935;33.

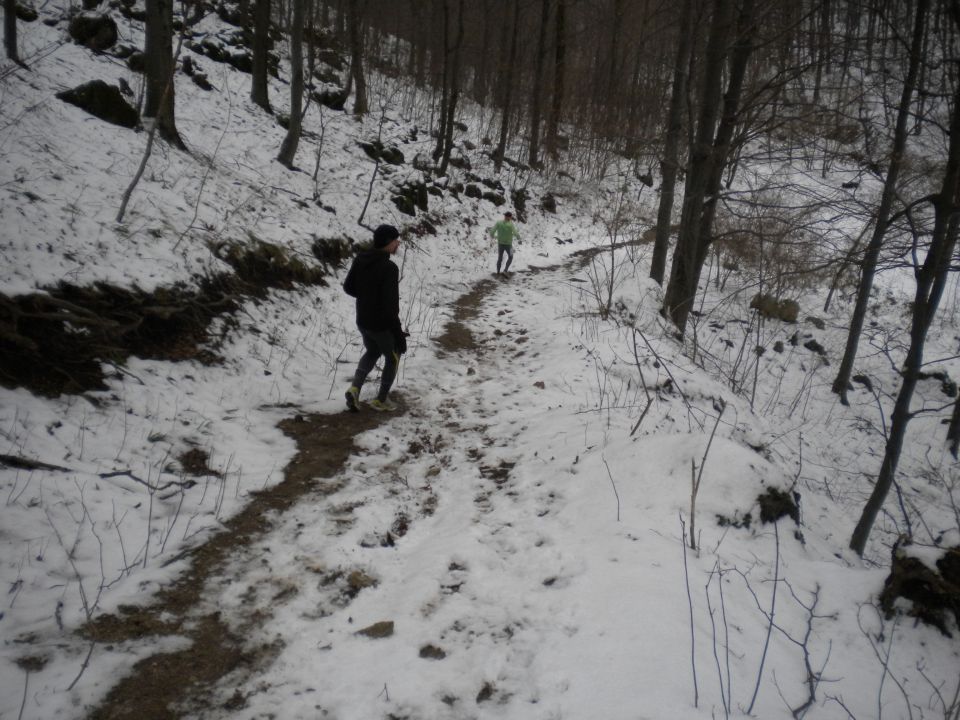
342;224;406;412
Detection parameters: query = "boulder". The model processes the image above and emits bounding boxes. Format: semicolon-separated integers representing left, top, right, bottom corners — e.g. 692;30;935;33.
880;538;960;637
749;293;799;323
56;80;139;128
15;1;39;20
68;12;118;51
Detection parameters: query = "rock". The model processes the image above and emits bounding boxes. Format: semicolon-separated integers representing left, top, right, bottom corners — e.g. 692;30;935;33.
15;1;38;20
419;644;446;660
391;181;428;216
757;487;799;524
749;293;799;323
358;140;404;165
482;191;506;207
803;338;827;360
315;88;347;111
464;184;482;199
541;193;557;213
126;50;145;73
346;570;377;594
476;682;495;704
510;188;527;220
56;80;139;128
806;316;826;329
68;12;118;51
412;153;434;172
356;620;394;639
880;538;960;637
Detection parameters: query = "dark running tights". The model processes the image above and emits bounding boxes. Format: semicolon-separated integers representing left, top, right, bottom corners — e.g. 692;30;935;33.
497;244;513;272
352;327;399;401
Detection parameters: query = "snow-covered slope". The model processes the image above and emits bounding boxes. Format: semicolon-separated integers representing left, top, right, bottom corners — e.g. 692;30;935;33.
2;2;958;719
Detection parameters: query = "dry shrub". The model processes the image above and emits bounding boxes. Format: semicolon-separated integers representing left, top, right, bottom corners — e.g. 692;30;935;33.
713;191;834;297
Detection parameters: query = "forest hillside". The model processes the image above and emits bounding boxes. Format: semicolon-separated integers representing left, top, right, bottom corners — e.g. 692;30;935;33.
1;1;959;719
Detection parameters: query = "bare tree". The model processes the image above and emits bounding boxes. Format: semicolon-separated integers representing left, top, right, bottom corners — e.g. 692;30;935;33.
348;0;368;116
545;0;566;159
493;0;520;173
527;0;551;169
662;0;757;334
832;0;929;404
4;0;24;66
650;0;695;286
436;0;464;175
277;0;305;167
251;0;271;112
144;0;185;149
849;14;959;557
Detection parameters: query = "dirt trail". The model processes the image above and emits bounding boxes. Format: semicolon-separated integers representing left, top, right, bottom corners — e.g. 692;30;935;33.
84;278;504;719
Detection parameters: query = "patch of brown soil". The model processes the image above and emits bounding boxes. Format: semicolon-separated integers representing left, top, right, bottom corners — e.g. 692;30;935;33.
0;239;338;397
433;278;498;352
84;408;386;719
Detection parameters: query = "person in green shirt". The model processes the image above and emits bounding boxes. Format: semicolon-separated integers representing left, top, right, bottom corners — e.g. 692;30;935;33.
488;210;521;275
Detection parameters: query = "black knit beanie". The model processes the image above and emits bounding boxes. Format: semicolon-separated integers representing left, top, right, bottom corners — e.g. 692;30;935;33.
373;224;400;248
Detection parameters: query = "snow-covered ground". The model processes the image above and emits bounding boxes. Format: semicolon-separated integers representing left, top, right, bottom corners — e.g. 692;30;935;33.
2;2;959;719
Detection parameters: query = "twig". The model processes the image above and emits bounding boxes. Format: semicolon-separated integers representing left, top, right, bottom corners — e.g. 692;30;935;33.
679;513;699;708
629;329;654;436
747;522;780;714
705;562;730;719
66;641;95;691
602;457;621;522
690;400;726;550
17;668;29;720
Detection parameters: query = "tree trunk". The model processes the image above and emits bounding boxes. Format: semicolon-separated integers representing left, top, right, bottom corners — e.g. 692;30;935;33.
850;80;960;557
545;0;566;159
832;0;928;404
527;0;550;169
471;0;493;104
4;0;21;65
251;0;271;112
494;0;520;172
650;0;694;286
661;0;736;333
433;0;451;161
277;0;304;167
144;0;185;149
349;0;368;116
438;0;464;176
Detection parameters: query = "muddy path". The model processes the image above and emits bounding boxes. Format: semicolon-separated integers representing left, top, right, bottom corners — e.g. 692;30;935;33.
84;277;508;719
82;231;638;718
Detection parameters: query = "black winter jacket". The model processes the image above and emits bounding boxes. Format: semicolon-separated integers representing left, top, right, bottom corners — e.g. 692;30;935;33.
342;249;401;333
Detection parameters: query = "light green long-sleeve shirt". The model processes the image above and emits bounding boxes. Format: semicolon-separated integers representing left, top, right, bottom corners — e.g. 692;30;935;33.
488;220;520;246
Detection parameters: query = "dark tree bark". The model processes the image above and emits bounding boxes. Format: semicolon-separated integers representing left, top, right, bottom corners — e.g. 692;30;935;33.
144;0;185;149
650;0;695;286
5;0;22;65
433;0;451;161
277;0;305;167
251;0;271;112
662;0;749;334
348;0;368;116
437;0;464;176
850;73;960;557
545;0;566;159
527;0;551;169
471;0;493;104
494;0;520;172
832;0;928;404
